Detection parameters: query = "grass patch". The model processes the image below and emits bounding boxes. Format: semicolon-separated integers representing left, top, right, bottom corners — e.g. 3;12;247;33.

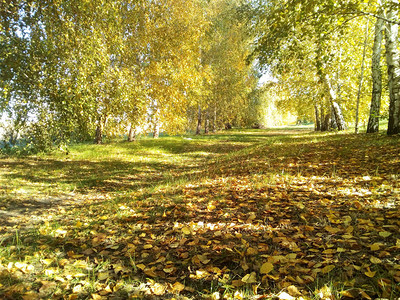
0;127;399;299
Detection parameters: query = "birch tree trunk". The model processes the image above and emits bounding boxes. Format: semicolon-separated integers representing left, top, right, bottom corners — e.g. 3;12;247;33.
94;116;107;144
385;0;400;135
324;75;347;131
128;124;136;142
367;5;384;133
204;110;209;134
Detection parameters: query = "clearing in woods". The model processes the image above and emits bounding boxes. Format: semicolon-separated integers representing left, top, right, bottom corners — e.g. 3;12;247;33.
0;128;399;299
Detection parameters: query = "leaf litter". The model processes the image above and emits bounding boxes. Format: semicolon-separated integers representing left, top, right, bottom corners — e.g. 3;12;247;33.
0;131;399;299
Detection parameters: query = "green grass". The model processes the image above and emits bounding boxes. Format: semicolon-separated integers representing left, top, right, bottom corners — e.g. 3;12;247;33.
0;127;399;299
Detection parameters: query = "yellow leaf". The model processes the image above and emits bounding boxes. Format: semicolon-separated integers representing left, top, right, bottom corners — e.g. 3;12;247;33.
247;212;256;220
260;262;274;274
322;265;335;274
379;231;392;238
75;221;82;227
163;267;175;273
246;247;258;256
364;267;376;278
231;280;245;287
143;244;153;249
181;226;191;235
136;264;146;270
359;290;372;300
150;283;166;295
340;290;355;298
370;243;380;251
241;272;257;283
287;285;302;297
207;202;216;211
324;226;340;234
98;272;109;281
41;259;53;266
22;291;40;300
370;256;382;264
171;282;185;293
144;268;157;277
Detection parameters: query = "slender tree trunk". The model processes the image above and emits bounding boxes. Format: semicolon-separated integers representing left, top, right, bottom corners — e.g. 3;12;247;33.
153;118;160;139
196;105;202;135
355;20;369;134
95;124;103;144
204;110;209;134
152;99;160;139
314;104;321;131
212;105;217;133
128;124;136;142
367;9;384;133
385;0;400;135
322;111;331;131
94;116;106;144
324;75;347;131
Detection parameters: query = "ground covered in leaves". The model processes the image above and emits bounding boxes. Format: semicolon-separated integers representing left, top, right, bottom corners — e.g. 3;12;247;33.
0;128;399;299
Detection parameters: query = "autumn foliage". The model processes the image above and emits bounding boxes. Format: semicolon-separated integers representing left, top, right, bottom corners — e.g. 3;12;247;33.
0;129;399;299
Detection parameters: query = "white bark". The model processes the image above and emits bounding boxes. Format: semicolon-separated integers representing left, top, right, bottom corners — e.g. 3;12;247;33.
367;6;384;133
386;0;400;134
324;75;346;131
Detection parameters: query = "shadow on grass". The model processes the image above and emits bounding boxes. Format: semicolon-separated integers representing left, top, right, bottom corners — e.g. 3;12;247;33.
0;128;399;298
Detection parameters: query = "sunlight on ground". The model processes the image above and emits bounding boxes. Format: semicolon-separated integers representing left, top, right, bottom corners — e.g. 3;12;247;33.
0;129;399;299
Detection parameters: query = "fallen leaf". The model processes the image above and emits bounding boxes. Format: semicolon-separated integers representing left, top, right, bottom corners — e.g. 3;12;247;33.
260;262;274;274
370;256;382;264
364;267;376;278
322;265;335;274
370;243;380;251
181;226;191;235
150;283;166;295
241;272;257;283
171;282;185;293
98;272;109;281
379;231;392;238
287;285;302;297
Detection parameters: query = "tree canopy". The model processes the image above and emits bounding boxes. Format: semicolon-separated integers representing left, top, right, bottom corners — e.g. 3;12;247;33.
1;0;400;152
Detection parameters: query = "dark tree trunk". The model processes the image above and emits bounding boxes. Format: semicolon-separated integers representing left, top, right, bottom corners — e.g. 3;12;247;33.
196;105;202;135
386;0;400;135
204;117;209;134
314;105;321;131
330;107;338;130
320;104;331;132
94;117;106;144
212;105;217;133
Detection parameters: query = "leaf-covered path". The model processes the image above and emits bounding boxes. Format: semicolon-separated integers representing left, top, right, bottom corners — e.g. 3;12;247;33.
1;129;399;299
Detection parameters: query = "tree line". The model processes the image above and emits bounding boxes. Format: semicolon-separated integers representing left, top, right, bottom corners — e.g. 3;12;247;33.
0;0;259;151
1;0;399;153
250;0;400;135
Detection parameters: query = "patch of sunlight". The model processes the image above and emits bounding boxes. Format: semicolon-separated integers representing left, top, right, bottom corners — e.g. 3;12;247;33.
337;187;372;197
186;151;212;157
370;199;398;209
